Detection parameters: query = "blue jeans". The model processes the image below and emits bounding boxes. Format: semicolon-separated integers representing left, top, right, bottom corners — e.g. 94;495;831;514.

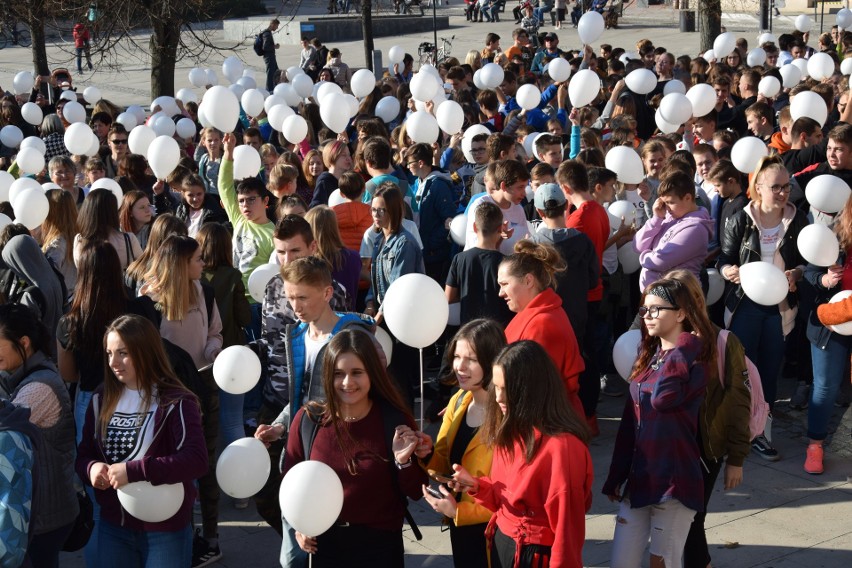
808;334;851;440
534;5;552;24
98;521;191;568
243;303;264;415
264;54;278;92
219;391;245;449
279;515;308;568
728;297;784;412
75;389;102;567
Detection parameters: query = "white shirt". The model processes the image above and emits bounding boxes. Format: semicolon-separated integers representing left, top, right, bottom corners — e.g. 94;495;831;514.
104;387;159;464
463;194;528;256
760;223;782;263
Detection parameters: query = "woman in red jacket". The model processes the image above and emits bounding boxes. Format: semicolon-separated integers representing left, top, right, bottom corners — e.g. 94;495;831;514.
497;240;585;417
72;22;93;74
450;340;593;568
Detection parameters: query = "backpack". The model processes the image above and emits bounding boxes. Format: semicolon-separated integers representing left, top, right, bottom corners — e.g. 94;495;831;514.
299;402;423;540
253;33;265;56
716;329;770;439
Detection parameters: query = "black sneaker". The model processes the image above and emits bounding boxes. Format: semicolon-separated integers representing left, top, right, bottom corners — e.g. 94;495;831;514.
751;435;781;462
790;382;809;410
601;374;628;397
192;530;222;568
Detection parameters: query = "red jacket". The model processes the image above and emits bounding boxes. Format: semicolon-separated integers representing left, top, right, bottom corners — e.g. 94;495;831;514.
472;431;593;568
505;287;585;417
73;24;90;48
566;200;608;302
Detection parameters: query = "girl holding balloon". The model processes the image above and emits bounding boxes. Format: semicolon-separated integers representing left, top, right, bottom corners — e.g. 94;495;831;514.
421;319;506;568
449;340;593;568
282;329;430;568
76;314;208;567
717;155;808;461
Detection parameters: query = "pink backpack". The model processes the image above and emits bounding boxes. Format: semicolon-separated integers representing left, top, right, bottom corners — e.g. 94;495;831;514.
716;329;770;439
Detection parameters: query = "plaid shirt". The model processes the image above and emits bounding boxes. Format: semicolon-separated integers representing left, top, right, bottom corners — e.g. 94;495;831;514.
602;332;708;512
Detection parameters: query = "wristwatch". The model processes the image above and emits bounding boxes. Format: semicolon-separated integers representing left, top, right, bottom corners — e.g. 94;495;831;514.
395;458;413;470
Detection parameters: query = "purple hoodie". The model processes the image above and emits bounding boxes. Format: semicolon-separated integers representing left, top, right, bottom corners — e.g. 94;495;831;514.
634;208;715;291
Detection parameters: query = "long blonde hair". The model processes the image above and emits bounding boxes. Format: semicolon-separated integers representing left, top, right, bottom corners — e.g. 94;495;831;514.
305;205;346;271
143;235;198;321
41;189;78;264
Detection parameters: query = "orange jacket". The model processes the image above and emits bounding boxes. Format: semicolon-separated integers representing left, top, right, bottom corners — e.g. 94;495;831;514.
332;201;373;252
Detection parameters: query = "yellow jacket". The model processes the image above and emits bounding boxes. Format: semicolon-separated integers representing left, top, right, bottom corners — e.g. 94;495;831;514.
422;389;494;527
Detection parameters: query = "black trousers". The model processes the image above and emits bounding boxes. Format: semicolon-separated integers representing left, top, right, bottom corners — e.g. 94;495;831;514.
492;527;552;568
314;524;403;568
683;454;724;568
251;403;285;535
449;522;489;568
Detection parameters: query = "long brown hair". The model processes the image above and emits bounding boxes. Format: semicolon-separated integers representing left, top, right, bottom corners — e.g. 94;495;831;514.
305;205;345;271
480;341;590;464
196;222;233;271
41;189;78;264
631;272;717;378
126;214;188;282
307;329;411;475
118;190;150;234
442;319;506;389
99;315;194;439
837;191;852;250
143;236;199;321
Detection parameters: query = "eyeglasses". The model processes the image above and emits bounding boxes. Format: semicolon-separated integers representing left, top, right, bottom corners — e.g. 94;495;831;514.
759;183;792;194
638;305;679;319
238;196;260;205
110;139;128;145
370;207;387;216
470;147;486;153
406;160;420;167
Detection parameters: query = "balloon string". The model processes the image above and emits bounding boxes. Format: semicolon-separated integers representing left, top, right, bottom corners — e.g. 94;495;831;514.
419;347;424;429
309;553;312;568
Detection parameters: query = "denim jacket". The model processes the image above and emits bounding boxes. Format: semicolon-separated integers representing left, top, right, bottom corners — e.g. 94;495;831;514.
368;228;424;306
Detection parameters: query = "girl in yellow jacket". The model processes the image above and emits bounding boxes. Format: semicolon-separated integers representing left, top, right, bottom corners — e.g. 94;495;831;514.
420;319;506;567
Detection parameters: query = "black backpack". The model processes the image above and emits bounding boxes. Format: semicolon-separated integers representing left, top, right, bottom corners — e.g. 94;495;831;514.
299;402;423;540
253;33;265;56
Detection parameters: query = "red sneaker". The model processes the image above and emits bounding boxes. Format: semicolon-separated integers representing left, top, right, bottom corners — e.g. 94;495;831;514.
804;443;824;475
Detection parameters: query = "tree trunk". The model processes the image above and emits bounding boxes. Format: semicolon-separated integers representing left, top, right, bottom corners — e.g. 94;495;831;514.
150;20;180;98
362;0;373;71
698;0;722;52
28;18;50;77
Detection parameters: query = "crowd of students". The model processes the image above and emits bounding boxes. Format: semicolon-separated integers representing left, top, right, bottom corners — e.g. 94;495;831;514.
1;12;852;568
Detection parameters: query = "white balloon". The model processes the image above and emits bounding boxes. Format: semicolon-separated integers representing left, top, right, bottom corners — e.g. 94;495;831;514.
62;101;86;124
203;86;240;133
343;93;359;118
406;110;440;144
264;94;287;115
547;58;571;83
15;147;45;175
522;134;537;161
654;109;680;134
790;91;828;127
374;326;393;366
279;84;302;107
0;171;14;202
577;11;605;44
659;93;692;125
757;32;777;46
9;178;42;207
713;32;737;59
706;268;724;305
472;69;487;91
189;67;207;88
85;132;100;157
176;118;196;139
410;72;439;102
287;66;304;81
625;69;657;95
12;187;50;230
0;126;23;149
281;115;308;144
827;290;852;335
176;88;197;105
12;71;34;95
568;69;601;108
795;14;813;33
436;100;464;135
152;115;176;137
351;68;377;99
792;57;809;79
205;68;218;86
327;189;346;208
228;83;245;101
779;63;802;88
319;94;349;133
449;214;467;246
807;52;835;81
247;263;280;303
619;51;639;64
842;57;852;76
83;86;102;104
216;438;270;499
461;123;491;163
291;74;314;98
739;261;789;306
117;481;184;523
703;49;716;62
241;89;265;117
128;125;157;158
730;136;768;174
20;102;43;126
612;329;642;380
480;62;505;89
59;91;77;103
608;200;637;228
839;8;852;29
0;214;11;230
233;145;261;180
605;146;645;184
757;76;781;98
663;79;686;96
213;345;262;394
146;136;181;180
383;273;449;348
115;111;137;131
746;48;767;67
63;123;94;155
805;175;852;214
388;45;406;65
152;95;180;117
686;83;716;118
797;224;839;267
280;461;344;537
516;84;541;111
237;76;257;91
127;105;146;126
91;177;124;206
375;96;400;123
316;81;343;105
617;243;640;274
20;136;46;155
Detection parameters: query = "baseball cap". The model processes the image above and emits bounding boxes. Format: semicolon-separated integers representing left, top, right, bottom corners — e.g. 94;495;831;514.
544;33;558;42
534;183;566;210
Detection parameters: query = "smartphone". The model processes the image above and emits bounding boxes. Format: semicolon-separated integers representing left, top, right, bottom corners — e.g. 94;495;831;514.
425;485;444;499
428;471;454;485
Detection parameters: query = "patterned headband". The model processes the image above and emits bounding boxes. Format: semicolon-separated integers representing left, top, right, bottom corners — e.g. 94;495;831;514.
648;285;677;307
